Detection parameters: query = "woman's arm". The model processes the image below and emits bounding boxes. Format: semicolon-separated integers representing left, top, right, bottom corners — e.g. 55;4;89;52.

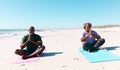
80;31;91;42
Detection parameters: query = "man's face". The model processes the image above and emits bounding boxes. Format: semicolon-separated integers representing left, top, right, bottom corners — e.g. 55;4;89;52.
29;27;35;34
85;24;91;32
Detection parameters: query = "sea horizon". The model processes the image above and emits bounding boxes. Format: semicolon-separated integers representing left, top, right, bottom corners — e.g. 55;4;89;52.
0;24;120;30
0;24;120;41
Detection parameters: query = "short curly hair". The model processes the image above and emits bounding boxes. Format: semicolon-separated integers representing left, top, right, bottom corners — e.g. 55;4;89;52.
84;22;92;29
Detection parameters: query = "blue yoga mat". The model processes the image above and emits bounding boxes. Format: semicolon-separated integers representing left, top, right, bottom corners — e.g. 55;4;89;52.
79;48;120;63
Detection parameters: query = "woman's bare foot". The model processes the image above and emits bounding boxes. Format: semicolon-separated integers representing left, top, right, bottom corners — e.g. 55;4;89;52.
98;47;105;50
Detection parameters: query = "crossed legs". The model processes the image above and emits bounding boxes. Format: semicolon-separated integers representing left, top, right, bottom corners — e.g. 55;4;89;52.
15;46;45;59
82;38;105;52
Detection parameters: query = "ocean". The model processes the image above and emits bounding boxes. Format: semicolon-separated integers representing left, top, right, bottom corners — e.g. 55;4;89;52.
0;29;25;33
0;29;27;39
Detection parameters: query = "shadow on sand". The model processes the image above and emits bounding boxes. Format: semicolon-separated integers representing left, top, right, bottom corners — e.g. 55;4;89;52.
40;52;63;57
105;46;120;51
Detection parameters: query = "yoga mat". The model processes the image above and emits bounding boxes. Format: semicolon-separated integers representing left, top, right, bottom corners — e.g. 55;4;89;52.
11;57;40;64
79;48;120;63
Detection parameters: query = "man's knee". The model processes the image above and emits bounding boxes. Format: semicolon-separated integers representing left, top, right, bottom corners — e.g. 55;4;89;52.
15;49;20;54
41;45;45;50
15;49;24;56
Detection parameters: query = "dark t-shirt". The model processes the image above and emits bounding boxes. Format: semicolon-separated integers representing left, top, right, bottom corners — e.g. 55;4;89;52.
22;34;42;53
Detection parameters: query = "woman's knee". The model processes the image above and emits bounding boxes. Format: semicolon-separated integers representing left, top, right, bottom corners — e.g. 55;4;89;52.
100;38;105;44
82;42;92;51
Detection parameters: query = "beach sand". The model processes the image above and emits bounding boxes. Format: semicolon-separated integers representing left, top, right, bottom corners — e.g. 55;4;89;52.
1;27;120;70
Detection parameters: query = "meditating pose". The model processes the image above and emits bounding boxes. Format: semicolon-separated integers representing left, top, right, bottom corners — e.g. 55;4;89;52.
15;26;45;59
80;22;105;52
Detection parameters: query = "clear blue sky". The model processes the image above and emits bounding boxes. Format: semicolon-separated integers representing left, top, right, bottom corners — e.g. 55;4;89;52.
0;0;120;29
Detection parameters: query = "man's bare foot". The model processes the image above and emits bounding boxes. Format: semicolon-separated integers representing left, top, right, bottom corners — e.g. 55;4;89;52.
22;54;40;60
22;55;30;59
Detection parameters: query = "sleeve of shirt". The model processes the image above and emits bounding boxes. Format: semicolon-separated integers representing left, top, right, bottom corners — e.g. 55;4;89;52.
37;35;42;41
80;32;85;38
22;35;27;43
92;30;99;36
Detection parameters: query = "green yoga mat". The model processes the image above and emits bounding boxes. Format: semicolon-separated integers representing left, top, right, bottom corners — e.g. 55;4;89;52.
79;48;120;63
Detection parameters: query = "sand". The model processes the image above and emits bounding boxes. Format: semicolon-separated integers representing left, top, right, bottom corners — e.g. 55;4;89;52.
1;27;120;70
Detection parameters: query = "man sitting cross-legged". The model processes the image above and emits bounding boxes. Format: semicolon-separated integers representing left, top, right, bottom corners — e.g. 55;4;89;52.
15;26;45;59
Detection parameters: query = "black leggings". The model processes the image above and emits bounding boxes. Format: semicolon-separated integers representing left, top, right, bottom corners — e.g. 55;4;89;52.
82;38;105;51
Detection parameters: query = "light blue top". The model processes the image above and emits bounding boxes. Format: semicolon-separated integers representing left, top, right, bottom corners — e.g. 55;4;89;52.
81;30;99;44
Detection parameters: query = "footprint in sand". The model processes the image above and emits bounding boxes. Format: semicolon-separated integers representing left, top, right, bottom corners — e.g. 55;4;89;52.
61;65;68;68
73;57;85;61
19;64;25;66
73;57;79;61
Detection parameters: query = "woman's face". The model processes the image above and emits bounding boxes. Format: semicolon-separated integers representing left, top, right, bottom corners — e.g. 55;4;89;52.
85;24;91;32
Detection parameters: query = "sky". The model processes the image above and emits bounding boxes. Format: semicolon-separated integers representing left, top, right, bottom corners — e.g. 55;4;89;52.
0;0;120;29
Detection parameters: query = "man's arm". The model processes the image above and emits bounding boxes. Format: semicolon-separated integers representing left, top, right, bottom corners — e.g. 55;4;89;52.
20;41;29;49
20;35;29;49
30;40;43;46
28;34;43;46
